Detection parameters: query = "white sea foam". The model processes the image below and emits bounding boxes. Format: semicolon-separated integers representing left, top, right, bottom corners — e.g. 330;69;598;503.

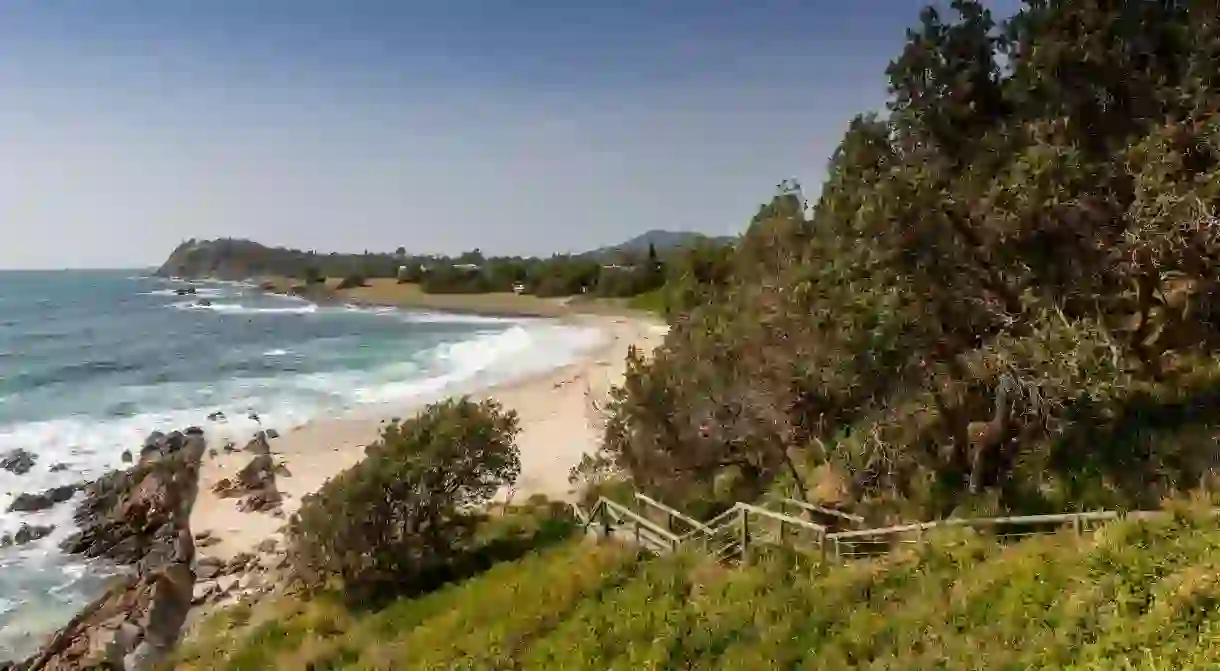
170;300;318;315
140;287;226;298
0;319;603;530
399;310;527;325
342;304;397;316
0;312;604;656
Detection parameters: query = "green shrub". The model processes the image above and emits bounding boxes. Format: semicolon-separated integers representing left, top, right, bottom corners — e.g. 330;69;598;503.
334;274;368;290
287;397;521;602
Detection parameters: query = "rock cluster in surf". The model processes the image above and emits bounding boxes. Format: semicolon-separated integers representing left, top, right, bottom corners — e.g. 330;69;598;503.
6;428;206;670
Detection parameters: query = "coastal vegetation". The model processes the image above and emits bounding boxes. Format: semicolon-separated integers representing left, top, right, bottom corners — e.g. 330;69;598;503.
157;231;731;302
287;398;525;604
177;504;1220;670
600;0;1220;524
163;0;1220;667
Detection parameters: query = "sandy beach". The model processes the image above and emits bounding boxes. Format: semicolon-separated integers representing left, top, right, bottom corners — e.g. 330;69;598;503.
189;313;666;561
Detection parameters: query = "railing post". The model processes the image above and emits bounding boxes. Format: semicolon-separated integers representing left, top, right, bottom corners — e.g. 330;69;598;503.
832;536;841;563
740;508;750;564
1073;513;1083;538
779;516;788;545
600;503;611;540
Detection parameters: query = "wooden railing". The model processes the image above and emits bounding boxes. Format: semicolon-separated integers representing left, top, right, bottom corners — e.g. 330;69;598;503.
577;492;1187;565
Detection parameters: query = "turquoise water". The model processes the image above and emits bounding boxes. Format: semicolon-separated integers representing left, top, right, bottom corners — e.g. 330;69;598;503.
0;270;602;658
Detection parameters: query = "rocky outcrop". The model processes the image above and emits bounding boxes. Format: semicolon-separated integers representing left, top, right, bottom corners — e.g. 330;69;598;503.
60;432;205;570
1;449;37;475
12;428;208;670
7;484;84;513
22;552;195;671
211;448;283;514
190;538;289;609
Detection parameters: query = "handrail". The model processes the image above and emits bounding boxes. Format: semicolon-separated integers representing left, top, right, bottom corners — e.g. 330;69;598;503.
736;502;827;534
826;510;1120;540
635;492;714;534
780;498;865;525
703;505;746;530
600;498;683;545
582;490;1212;565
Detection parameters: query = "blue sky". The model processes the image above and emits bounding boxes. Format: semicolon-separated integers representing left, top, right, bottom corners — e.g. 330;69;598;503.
0;0;1020;269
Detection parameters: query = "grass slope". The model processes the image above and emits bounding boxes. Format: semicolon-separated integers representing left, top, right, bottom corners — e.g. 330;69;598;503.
176;506;1220;670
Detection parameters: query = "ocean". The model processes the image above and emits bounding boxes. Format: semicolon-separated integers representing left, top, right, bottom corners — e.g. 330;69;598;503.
0;269;603;658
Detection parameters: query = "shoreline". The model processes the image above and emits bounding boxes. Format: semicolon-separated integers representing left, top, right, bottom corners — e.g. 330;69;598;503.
238;275;658;320
188;308;666;562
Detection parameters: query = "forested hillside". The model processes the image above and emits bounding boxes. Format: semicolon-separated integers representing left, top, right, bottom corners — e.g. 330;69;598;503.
155;232;733;299
601;0;1220;523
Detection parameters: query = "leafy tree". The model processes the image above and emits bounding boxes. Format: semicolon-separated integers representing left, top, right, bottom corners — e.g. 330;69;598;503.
601;0;1220;521
288;398;521;602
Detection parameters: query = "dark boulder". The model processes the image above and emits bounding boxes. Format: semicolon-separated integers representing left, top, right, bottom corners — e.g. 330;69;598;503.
1;523;55;548
237;489;282;513
139;430;186;462
207;411;226;422
0;449;36;475
7;483;84;513
244;434;271;457
49;462;69;473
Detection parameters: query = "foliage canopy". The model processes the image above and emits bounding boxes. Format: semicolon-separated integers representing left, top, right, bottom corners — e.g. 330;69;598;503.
602;0;1220;522
287;397;521;602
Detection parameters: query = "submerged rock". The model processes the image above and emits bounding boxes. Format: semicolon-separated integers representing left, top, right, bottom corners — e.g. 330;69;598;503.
0;523;55;548
7;483;84;513
0;449;36;475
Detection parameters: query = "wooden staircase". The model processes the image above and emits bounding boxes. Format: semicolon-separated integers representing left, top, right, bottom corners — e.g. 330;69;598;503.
575;491;1180;564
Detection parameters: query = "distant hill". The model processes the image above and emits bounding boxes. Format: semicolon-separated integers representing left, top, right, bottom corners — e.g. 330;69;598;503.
154;239;399;281
584;230;737;260
156;231;737;281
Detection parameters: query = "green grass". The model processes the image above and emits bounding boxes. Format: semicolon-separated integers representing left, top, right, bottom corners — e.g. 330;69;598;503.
176;505;1220;670
625;288;667;317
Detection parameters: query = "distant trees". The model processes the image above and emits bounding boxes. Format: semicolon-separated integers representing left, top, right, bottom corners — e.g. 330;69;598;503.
164;235;733;301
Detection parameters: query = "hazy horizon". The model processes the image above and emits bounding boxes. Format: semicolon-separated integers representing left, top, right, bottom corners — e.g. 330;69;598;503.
0;1;1020;270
